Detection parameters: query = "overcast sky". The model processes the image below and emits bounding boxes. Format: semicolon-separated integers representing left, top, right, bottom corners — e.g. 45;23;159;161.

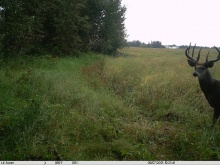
121;0;220;47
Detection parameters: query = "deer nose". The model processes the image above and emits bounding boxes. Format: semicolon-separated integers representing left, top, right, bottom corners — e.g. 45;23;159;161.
193;72;198;77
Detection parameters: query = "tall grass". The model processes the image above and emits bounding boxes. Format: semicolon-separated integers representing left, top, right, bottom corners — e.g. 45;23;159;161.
1;48;220;160
83;47;220;160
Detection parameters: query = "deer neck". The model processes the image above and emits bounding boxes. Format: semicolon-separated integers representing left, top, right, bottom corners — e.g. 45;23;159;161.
198;69;213;93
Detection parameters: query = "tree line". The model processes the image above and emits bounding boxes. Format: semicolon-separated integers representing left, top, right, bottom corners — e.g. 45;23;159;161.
127;40;214;49
127;40;165;48
0;0;126;57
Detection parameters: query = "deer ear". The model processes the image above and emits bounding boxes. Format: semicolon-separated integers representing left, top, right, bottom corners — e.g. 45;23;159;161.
187;59;196;67
205;61;214;68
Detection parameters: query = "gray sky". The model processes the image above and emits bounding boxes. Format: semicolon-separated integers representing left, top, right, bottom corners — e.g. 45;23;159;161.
122;0;220;47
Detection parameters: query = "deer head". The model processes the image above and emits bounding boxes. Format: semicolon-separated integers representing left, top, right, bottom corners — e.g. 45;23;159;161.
185;44;220;78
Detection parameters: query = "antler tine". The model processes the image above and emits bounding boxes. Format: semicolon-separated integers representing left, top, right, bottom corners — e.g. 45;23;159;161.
185;43;198;62
206;51;210;63
197;48;202;62
206;47;220;63
215;46;220;57
192;44;196;58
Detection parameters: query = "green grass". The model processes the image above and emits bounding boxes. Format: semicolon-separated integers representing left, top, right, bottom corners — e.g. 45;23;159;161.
1;48;220;160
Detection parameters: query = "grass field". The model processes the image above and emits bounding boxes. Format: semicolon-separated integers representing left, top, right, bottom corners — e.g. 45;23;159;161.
1;47;220;160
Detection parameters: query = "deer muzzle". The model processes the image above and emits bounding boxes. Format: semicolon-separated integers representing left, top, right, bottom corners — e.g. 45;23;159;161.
193;71;199;77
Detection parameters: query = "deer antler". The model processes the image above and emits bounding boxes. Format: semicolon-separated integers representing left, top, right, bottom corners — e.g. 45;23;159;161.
185;43;201;63
206;47;220;64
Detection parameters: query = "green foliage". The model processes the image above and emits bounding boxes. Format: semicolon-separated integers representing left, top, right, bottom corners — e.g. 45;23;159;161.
0;0;45;56
54;0;90;54
85;0;127;54
0;0;126;56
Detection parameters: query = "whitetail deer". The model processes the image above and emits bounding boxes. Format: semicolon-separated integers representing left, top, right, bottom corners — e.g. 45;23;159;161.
185;44;220;125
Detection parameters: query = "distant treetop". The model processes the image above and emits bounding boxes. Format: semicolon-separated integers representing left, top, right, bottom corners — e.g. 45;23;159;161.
127;40;165;48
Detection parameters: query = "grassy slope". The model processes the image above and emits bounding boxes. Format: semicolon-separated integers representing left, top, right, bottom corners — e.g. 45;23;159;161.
1;48;220;160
